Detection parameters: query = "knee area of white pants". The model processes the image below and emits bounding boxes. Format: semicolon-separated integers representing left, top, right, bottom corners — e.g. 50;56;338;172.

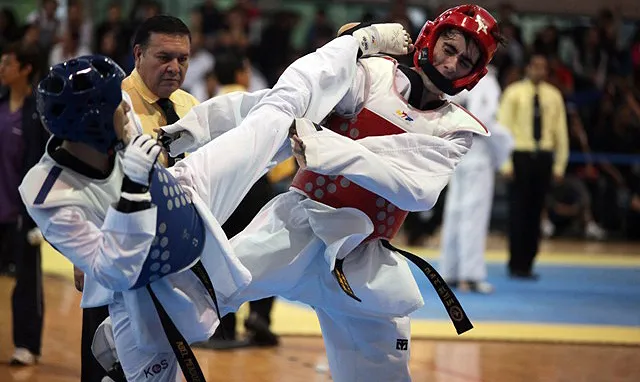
92;317;119;372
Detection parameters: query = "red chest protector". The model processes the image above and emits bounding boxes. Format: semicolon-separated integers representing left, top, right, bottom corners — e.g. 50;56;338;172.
291;109;408;241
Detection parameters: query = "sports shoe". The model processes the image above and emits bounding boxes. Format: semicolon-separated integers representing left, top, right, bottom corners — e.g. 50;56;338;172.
9;348;39;366
585;221;606;241
458;281;494;294
541;219;555;238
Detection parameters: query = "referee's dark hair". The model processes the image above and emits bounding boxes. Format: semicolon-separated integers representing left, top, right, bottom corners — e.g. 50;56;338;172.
133;15;191;50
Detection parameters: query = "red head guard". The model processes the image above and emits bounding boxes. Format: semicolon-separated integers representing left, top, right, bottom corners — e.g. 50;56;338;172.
413;5;500;93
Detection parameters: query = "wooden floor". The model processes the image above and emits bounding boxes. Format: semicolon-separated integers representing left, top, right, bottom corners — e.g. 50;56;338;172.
0;273;639;382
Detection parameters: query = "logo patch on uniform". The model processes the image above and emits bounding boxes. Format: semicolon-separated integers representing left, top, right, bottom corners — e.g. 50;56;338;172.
395;110;414;122
361;36;369;51
144;359;169;378
396;338;409;351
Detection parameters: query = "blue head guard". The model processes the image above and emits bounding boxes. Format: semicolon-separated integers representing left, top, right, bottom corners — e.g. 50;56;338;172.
37;55;126;154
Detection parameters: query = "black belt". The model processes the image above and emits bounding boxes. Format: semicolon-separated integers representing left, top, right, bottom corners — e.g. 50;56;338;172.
146;260;222;382
332;240;473;335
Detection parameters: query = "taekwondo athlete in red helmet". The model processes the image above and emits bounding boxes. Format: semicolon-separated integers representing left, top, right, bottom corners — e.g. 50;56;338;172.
160;7;504;381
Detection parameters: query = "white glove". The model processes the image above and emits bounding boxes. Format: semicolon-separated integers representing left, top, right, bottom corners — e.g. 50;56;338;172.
26;227;43;246
346;23;413;56
122;134;162;186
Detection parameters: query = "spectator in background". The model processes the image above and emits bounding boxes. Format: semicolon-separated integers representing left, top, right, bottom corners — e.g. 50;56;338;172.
440;65;513;294
58;0;93;53
215;6;251;54
501;22;524;66
499;52;569;280
542;179;606;240
588;82;640;233
0;42;48;366
196;0;224;40
0;8;19;50
182;31;214;95
541;106;606;240
95;28;127;73
93;1;127;68
94;1;124;46
0;43;39;276
533;25;560;58
548;54;574;96
20;23;41;49
571;26;608;90
48;29;91;66
258;10;299;87
191;69;218;102
631;29;640;83
129;0;162;23
25;0;60;50
305;9;335;53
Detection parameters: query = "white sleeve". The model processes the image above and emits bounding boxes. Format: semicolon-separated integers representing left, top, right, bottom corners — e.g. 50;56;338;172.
487;122;514;169
163;36;365;155
38;205;157;292
173;35;362;224
161;89;271;154
333;63;368;117
297;126;473;212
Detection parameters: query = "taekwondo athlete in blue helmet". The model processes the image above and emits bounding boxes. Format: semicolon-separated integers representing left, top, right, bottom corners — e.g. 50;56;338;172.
19;23;413;382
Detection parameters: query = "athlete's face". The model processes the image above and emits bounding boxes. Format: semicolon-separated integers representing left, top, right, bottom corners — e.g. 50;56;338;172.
431;29;481;80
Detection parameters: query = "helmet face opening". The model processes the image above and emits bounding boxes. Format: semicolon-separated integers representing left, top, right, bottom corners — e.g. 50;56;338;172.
37;55;126;154
40;74;65;94
413;5;499;94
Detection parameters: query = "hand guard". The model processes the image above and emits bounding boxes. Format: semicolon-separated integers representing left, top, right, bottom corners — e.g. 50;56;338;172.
340;23;413;57
122;134;162;187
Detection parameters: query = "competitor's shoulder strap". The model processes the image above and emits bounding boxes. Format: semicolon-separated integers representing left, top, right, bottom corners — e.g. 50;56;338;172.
398;65;424;110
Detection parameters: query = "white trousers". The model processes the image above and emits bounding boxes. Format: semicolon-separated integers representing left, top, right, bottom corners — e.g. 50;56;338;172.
439;162;494;282
225;192;422;382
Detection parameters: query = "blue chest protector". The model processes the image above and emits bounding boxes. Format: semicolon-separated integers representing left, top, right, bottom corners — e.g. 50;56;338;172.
130;164;206;289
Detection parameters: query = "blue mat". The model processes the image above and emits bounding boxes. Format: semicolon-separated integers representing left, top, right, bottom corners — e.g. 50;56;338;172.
410;262;640;327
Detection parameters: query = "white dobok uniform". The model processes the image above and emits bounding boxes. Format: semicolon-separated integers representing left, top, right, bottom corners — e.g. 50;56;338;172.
19;36;362;381
169;55;490;381
440;67;514;283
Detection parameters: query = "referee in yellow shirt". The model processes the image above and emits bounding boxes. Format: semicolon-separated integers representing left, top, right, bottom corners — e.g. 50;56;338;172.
121;15;200;165
498;52;569;280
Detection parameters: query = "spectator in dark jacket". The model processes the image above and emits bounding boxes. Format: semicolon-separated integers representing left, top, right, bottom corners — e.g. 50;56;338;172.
0;41;49;366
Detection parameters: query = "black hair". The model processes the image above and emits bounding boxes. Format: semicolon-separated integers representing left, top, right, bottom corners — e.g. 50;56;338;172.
133;15;191;49
525;50;548;65
1;42;41;82
214;50;247;85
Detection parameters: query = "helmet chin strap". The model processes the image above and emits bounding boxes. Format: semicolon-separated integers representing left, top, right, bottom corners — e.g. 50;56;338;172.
417;50;463;96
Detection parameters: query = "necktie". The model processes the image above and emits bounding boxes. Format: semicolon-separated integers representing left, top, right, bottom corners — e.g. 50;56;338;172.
156;98;180;124
533;90;542;151
156;98;184;165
